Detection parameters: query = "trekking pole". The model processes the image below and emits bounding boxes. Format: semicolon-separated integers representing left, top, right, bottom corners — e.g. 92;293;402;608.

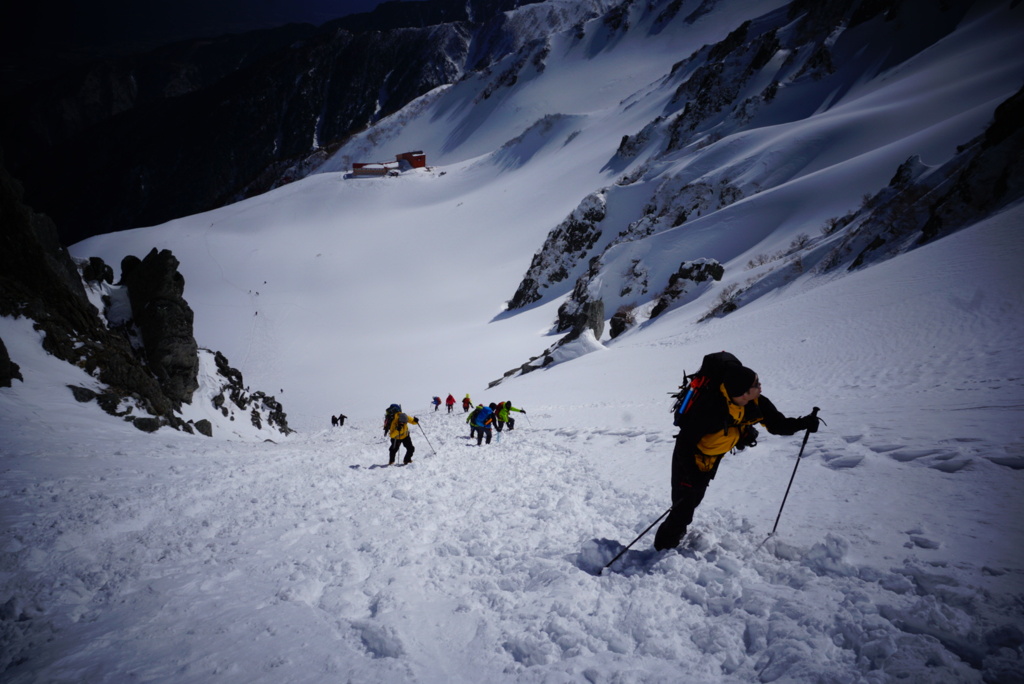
755;407;821;551
417;423;437;456
600;506;673;575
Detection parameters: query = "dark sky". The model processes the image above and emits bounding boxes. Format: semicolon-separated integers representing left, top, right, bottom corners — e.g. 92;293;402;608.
1;0;401;87
6;0;395;53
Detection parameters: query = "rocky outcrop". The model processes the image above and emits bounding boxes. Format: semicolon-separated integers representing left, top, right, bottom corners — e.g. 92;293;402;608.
0;160;175;423
0;337;22;387
489;298;605;387
120;249;199;407
566;299;605;342
508;192;607;310
0;160;291;436
917;86;1024;243
644;0;973;157
649;259;724;319
817;85;1024;273
499;0;984;373
80;257;114;285
211;351;292;435
500;255;723;382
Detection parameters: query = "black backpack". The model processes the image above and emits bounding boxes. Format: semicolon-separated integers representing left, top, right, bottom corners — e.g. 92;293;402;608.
670;351;742;427
384;404;401;431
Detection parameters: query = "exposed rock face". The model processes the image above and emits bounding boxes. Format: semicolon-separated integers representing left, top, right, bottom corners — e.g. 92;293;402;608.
918;86;1024;243
496;0;989;382
824;85;1024;272
120;249;199;406
211;351;292;435
0;161;175;422
649;259;724;319
0;337;22;387
568;299;605;342
80;257;114;285
608;309;633;340
508;192;607;310
489;298;604;387
1;160;291;436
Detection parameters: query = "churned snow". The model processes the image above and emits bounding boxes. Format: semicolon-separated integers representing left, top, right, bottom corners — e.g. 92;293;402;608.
3;0;1023;682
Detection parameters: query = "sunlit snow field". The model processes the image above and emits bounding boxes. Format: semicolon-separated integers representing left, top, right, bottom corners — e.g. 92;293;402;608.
3;0;1023;681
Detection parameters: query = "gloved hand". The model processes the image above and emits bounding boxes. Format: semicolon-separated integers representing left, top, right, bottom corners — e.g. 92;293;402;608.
735;425;758;450
414;416;420;423
521;409;526;414
800;414;822;433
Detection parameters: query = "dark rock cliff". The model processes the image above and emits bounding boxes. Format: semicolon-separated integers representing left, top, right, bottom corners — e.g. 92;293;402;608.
0;0;546;245
1;159;291;436
1;159;178;423
119;249;200;407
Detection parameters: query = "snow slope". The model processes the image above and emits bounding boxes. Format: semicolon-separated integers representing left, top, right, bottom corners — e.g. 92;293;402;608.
3;0;1024;681
2;208;1023;682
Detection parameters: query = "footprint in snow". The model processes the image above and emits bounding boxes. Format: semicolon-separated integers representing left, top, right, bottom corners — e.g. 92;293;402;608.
818;448;864;469
865;442;905;454
886;448;944;462
986;449;1024;470
576;538;664;576
906;535;942;549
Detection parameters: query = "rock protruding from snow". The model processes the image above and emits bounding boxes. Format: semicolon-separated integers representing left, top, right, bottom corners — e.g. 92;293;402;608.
508;192;607;310
120;248;200;407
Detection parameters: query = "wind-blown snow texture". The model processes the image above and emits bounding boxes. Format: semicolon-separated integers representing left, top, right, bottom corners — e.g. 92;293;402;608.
3;0;1024;682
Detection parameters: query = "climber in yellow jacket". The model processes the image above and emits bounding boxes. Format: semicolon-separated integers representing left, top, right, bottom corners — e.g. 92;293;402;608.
387;409;420;465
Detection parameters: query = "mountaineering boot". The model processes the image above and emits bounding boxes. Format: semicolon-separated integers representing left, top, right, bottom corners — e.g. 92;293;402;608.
653;523;685;552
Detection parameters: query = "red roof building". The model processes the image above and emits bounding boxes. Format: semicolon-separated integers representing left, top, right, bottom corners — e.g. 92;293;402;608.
352;151;426;176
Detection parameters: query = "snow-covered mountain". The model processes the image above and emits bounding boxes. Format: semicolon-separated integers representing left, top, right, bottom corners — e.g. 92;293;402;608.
2;0;1023;681
0;0;618;244
321;0;1023;378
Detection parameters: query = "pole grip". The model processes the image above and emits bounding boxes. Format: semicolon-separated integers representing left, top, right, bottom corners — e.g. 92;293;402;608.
799;407;821;447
